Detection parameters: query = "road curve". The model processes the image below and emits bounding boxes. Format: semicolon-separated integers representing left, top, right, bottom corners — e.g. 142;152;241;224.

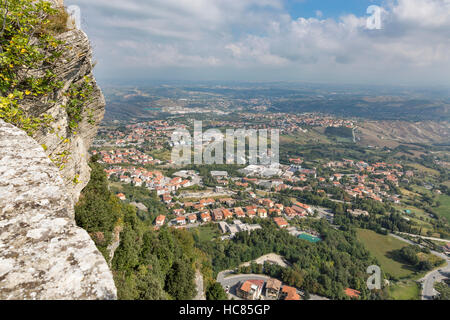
389;233;450;300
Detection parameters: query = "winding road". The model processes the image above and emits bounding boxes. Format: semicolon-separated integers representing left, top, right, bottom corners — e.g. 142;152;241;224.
389;233;450;300
395;232;450;243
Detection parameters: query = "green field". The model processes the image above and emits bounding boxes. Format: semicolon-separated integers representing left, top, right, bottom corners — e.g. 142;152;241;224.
147;148;172;161
280;129;331;145
388;281;421;300
434;194;450;223
407;163;440;176
190;223;221;242
356;229;415;279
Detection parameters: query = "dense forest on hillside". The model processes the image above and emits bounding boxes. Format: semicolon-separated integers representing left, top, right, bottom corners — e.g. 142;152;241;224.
195;219;387;300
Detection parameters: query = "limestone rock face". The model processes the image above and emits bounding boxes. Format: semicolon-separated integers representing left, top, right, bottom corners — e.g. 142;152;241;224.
22;28;105;204
0;120;117;300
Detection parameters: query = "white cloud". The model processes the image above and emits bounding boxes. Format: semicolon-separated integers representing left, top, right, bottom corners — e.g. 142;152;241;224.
67;0;450;85
393;0;450;28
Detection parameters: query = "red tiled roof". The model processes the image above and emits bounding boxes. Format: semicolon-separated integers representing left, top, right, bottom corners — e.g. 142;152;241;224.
344;288;361;298
240;280;264;293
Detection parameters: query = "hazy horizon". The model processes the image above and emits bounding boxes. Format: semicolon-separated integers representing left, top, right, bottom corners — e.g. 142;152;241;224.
67;0;450;88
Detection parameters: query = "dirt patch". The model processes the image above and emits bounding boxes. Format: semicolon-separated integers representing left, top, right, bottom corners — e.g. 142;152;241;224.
240;253;290;268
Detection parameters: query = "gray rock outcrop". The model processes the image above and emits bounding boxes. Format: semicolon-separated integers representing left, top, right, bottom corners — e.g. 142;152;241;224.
0;119;116;300
23;28;105;204
0;1;115;299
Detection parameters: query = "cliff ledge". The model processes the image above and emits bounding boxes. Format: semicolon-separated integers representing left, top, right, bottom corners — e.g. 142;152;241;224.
0;119;116;299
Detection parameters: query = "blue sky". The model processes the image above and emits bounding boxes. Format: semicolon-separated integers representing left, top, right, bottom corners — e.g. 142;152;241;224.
66;0;450;87
286;0;384;19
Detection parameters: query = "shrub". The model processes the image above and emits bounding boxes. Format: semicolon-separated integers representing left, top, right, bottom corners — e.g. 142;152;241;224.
0;0;67;135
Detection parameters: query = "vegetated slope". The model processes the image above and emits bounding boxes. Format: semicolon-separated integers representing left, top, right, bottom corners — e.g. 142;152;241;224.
356;121;450;147
75;157;212;300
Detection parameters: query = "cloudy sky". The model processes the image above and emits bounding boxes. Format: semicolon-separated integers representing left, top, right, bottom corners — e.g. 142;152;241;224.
65;0;450;87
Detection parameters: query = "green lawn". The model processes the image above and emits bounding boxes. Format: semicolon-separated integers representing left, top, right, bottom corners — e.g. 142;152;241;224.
147;148;172;161
356;229;415;279
191;223;221;242
109;181;124;191
411;185;433;197
280;129;331;145
388;281;421;300
434;194;450;223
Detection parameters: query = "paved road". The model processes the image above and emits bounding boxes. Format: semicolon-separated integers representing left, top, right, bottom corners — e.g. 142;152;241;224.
395;232;450;243
389;233;450;300
311;205;334;223
217;272;270;300
421;267;449;300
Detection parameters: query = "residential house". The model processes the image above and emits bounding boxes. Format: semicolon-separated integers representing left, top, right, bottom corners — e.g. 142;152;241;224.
210;171;228;179
173;209;186;216
219;197;235;207
280;286;301;300
155;215;166;227
200;212;211;223
133;177;143;187
200;198;215;207
175;216;186;225
265;278;282;299
194;203;205;211
212;208;224;221
257;208;268;218
269;208;281;216
294;202;313;214
162;194;172;204
246;205;257;218
284;207;296;218
236;280;264;300
222;208;233;220
292;205;307;216
273;217;288;228
184;202;195;209
188;214;197;224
